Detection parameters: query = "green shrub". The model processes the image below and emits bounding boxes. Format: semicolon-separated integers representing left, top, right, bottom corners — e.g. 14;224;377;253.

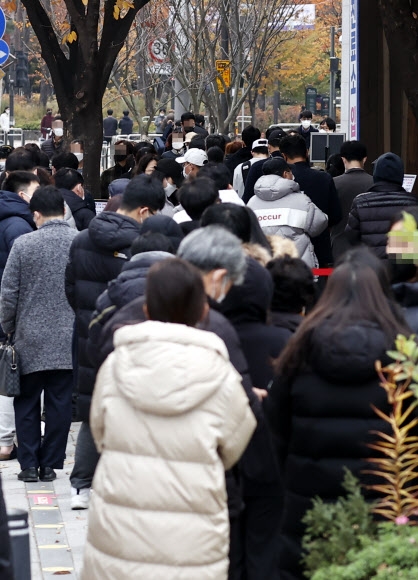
311;525;418;580
302;469;376;576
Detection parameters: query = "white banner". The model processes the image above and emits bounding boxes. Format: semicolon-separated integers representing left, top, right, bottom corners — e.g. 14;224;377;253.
281;5;316;31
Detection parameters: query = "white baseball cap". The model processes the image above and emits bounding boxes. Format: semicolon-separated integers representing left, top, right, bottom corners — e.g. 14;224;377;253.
184;131;198;143
252;138;268;150
175;148;208;166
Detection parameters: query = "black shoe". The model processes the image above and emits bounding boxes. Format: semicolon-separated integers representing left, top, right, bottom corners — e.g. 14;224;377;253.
39;467;56;482
18;467;38;482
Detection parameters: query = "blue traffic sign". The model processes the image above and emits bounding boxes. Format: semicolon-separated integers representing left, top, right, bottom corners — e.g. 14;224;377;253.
0;39;9;66
0;8;5;39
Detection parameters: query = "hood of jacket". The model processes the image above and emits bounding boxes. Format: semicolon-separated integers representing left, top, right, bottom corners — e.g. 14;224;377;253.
308;321;389;384
88;210;140;253
0;190;35;227
392;281;418;308
112;320;230;415
254;174;300;202
220;257;273;325
373;152;404;186
107;251;173;309
138;214;184;251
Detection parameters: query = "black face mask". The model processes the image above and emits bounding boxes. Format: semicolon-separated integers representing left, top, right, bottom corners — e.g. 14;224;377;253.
388;257;417;284
183;126;195;133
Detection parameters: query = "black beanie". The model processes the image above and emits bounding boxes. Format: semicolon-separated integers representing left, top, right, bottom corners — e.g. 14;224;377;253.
373;152;404;186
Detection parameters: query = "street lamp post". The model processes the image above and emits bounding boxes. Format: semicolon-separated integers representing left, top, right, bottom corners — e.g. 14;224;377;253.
9;77;14;132
330;26;338;120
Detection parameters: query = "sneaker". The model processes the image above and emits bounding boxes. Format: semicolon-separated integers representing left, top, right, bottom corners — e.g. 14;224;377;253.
71;487;90;510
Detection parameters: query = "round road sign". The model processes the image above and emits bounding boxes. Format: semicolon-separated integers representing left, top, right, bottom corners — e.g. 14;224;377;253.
148;39;168;63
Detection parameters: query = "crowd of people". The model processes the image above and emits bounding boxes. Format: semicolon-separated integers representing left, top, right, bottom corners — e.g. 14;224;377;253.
0;108;417;580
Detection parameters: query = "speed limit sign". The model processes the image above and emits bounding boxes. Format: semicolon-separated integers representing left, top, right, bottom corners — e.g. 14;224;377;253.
148;38;168;63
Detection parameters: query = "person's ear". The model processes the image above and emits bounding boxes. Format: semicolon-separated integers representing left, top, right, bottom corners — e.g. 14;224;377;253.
212;268;228;285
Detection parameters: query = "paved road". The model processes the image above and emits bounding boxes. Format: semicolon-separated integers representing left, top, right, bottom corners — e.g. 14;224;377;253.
1;422;87;579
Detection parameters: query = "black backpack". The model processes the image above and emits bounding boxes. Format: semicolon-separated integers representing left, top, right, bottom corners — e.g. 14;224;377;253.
241;160;252;185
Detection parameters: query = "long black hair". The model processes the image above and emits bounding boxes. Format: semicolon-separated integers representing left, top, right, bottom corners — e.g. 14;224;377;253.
275;247;410;377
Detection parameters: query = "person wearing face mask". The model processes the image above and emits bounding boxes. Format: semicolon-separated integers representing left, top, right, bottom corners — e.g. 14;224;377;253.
155;158;184;206
91;225;262;579
161;128;186;160
41;122;67;160
54;168;95;231
248;157;328;268
319;116;336;133
66;174;166;510
181;111;208;137
0;186;78;484
0;171;39;462
297;109;318;150
175;148;208;180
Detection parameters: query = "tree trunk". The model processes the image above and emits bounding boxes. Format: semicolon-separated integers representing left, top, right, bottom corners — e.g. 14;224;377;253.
69;100;103;198
378;0;418;121
21;0;151;193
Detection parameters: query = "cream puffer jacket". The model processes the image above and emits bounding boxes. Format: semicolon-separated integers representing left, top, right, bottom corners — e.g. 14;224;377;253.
81;320;256;580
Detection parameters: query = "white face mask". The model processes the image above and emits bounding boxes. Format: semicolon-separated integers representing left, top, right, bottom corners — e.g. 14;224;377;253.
183;168;189;180
301;120;311;129
74;152;83;162
172;141;184;151
164;182;177;197
319;128;327;133
54;128;64;137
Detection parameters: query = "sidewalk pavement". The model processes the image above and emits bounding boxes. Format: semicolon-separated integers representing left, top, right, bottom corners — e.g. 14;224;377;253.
0;422;87;579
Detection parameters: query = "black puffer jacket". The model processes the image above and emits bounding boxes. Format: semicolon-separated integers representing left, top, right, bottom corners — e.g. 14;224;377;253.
65;211;141;422
221;258;291;495
270;310;303;334
87;251;172;368
265;321;393;580
346;183;418;258
0;190;35;282
224;146;253;179
60;189;96;231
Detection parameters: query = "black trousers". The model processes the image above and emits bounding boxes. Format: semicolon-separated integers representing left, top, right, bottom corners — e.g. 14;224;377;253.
14;370;73;470
241;495;282;580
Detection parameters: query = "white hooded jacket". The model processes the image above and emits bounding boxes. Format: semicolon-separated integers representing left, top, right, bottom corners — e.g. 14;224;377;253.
248;174;328;268
81;320;256;580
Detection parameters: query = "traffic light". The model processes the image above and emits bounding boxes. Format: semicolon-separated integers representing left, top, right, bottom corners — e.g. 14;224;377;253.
15;51;29;89
335;70;341;91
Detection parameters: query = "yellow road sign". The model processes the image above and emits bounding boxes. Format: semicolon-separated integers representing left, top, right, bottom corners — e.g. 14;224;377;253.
216;60;231;93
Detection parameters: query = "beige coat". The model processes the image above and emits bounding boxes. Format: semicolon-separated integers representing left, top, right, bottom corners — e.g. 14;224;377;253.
81;320;256;580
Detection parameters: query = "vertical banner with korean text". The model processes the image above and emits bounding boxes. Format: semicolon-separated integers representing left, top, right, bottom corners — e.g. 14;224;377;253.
349;0;359;139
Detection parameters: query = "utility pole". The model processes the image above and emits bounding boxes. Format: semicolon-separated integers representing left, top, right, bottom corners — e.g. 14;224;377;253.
220;1;230;132
273;63;281;125
330;26;340;120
